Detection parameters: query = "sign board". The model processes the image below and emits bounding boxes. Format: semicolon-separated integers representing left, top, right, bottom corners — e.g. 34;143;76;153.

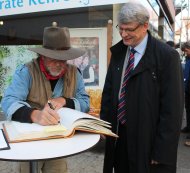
0;0;127;17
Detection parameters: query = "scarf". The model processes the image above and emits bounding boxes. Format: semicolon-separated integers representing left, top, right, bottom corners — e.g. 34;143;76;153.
39;56;67;80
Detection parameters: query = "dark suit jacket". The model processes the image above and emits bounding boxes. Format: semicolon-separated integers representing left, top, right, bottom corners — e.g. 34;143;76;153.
100;32;184;173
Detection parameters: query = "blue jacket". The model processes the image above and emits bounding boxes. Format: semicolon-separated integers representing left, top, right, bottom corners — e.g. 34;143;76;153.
1;64;89;120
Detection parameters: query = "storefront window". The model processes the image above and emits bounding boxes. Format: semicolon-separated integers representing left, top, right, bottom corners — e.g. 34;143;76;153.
163;19;174;41
148;0;160;16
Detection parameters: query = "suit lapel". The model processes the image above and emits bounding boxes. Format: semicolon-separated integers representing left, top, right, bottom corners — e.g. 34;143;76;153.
114;47;127;95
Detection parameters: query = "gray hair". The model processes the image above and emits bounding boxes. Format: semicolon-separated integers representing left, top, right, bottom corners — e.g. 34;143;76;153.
185;41;190;48
118;2;150;25
181;41;190;51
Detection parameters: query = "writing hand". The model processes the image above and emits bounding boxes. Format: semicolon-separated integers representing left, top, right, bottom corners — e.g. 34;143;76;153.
48;97;66;110
31;105;60;125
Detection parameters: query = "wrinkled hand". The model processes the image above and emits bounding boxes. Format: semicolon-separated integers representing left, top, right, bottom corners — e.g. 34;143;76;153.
48;97;66;110
31;104;60;126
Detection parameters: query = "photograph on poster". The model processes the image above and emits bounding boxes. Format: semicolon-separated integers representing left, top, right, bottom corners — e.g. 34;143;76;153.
69;28;107;89
68;37;99;87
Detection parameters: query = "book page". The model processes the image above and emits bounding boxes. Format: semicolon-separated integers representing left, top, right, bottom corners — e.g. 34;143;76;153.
57;108;110;129
4;121;67;142
6;121;66;134
73;120;118;137
3;108;117;142
74;119;111;128
57;108;117;137
11;122;45;133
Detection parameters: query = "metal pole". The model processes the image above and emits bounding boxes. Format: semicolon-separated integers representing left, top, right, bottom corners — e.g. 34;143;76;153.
179;0;187;49
179;0;182;50
30;161;38;173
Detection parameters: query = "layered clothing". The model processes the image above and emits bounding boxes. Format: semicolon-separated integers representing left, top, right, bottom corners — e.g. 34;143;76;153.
1;58;89;120
1;57;89;173
100;33;184;173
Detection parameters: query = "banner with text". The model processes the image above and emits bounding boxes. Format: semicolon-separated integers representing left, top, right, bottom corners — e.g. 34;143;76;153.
0;0;127;17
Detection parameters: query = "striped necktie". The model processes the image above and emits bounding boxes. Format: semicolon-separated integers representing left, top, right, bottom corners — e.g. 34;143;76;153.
117;48;136;124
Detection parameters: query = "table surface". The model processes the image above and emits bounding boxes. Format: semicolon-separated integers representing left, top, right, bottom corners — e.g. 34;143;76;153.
0;122;100;161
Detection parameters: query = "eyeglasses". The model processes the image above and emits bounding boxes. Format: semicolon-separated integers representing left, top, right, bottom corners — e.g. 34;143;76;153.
44;57;66;64
116;24;141;34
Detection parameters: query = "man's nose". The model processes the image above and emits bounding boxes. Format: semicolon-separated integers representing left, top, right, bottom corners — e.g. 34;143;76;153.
55;62;61;66
120;30;129;37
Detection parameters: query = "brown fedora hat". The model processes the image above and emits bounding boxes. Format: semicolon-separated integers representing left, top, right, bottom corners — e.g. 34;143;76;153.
29;22;85;60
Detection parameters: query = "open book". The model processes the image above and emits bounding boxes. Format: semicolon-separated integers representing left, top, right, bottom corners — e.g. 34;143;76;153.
3;108;117;143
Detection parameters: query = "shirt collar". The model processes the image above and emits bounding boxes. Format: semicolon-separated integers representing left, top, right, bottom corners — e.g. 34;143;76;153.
131;33;148;56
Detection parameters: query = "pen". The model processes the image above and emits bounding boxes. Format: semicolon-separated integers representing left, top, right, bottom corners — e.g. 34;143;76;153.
48;100;55;110
48;100;60;124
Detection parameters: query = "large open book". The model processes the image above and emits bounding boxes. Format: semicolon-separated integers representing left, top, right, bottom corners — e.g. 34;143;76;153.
3;108;117;143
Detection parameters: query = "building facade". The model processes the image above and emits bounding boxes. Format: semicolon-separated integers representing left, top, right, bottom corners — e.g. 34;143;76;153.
0;0;176;44
0;0;176;98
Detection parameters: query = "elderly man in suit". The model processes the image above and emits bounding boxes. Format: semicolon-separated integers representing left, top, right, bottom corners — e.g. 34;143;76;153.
100;2;184;173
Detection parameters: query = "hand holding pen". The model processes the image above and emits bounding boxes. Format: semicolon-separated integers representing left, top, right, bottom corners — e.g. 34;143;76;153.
48;97;66;109
48;100;55;110
48;100;61;124
30;100;60;126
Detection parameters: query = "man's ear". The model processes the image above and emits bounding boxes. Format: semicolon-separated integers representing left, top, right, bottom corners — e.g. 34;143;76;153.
142;22;149;33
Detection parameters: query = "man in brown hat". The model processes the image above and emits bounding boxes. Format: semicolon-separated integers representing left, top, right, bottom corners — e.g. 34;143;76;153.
1;22;89;173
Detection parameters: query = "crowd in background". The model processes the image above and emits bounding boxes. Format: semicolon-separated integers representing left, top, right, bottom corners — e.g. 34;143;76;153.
166;40;190;147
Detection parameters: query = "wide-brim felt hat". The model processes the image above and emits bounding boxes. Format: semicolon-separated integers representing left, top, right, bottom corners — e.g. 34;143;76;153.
29;22;85;60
